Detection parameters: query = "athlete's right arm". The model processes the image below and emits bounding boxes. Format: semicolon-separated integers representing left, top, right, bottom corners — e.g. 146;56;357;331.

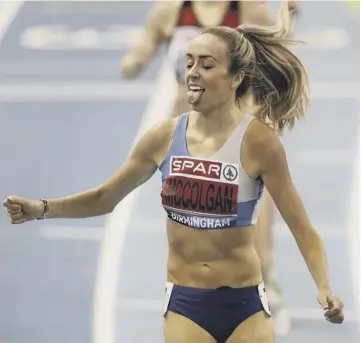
3;120;177;223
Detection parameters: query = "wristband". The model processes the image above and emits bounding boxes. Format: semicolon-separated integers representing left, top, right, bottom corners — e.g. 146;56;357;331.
37;199;49;220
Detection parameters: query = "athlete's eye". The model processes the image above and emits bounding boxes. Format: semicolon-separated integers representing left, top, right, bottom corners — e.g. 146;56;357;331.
203;66;213;70
186;64;193;69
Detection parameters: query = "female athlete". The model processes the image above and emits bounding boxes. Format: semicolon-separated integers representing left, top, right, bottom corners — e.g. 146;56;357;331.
4;3;343;343
121;1;298;334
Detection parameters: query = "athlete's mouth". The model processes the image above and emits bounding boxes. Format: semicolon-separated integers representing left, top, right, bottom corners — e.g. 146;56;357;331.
187;84;205;105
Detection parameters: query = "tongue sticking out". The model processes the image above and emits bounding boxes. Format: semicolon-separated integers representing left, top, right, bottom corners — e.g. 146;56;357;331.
187;90;204;105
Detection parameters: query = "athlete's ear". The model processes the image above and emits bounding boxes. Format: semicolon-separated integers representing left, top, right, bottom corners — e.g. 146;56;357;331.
231;72;244;90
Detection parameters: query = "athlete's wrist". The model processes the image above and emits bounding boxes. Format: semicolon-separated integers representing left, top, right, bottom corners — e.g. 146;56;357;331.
317;285;332;294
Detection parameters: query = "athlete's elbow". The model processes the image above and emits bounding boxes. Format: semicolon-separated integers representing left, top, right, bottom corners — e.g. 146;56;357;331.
96;186;119;215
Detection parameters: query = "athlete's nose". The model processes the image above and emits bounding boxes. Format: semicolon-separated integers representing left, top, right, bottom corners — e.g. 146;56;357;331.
186;64;200;81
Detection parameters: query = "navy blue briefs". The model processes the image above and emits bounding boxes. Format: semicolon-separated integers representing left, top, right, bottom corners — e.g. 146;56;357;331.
163;282;272;343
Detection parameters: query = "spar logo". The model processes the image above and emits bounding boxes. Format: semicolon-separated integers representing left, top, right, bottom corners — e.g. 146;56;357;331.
170;156;239;182
171;157;222;179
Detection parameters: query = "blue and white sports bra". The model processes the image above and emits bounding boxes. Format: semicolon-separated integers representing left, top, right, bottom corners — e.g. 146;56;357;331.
159;113;264;230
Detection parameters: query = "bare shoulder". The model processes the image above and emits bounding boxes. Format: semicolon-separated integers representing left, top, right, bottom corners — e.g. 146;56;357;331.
146;117;179;145
242;119;285;178
246;119;281;150
132;117;179;166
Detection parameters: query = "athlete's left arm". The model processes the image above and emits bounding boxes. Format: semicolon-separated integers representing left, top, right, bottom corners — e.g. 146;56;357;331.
245;122;331;293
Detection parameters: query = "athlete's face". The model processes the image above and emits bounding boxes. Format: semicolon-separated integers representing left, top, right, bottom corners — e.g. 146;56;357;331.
185;33;238;112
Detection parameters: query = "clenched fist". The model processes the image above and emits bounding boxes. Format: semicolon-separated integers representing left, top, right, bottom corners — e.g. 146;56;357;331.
2;196;45;224
318;290;344;324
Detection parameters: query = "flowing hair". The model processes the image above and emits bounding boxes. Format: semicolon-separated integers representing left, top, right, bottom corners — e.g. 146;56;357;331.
202;2;309;132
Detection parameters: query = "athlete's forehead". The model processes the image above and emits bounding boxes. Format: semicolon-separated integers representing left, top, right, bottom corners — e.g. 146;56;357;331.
187;34;227;63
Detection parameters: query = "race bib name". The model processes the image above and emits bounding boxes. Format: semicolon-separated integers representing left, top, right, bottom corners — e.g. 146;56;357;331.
163;176;235;215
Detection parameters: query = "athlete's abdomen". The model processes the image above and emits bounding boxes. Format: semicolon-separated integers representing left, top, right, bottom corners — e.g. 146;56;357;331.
166;220;262;288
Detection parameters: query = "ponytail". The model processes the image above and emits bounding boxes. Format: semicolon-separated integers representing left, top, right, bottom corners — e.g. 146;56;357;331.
203;2;309;132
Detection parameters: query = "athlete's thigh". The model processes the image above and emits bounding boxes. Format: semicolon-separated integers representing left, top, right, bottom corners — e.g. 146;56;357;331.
226;311;275;343
163;311;217;343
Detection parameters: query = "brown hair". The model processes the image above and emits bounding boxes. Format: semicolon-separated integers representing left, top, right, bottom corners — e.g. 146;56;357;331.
202;2;309;132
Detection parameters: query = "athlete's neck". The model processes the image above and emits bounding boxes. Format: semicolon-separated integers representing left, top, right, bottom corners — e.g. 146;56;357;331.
237;93;255;114
194;104;244;136
193;93;254;135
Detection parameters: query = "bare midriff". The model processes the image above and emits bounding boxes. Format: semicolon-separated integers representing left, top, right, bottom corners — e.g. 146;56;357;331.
166;219;262;289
